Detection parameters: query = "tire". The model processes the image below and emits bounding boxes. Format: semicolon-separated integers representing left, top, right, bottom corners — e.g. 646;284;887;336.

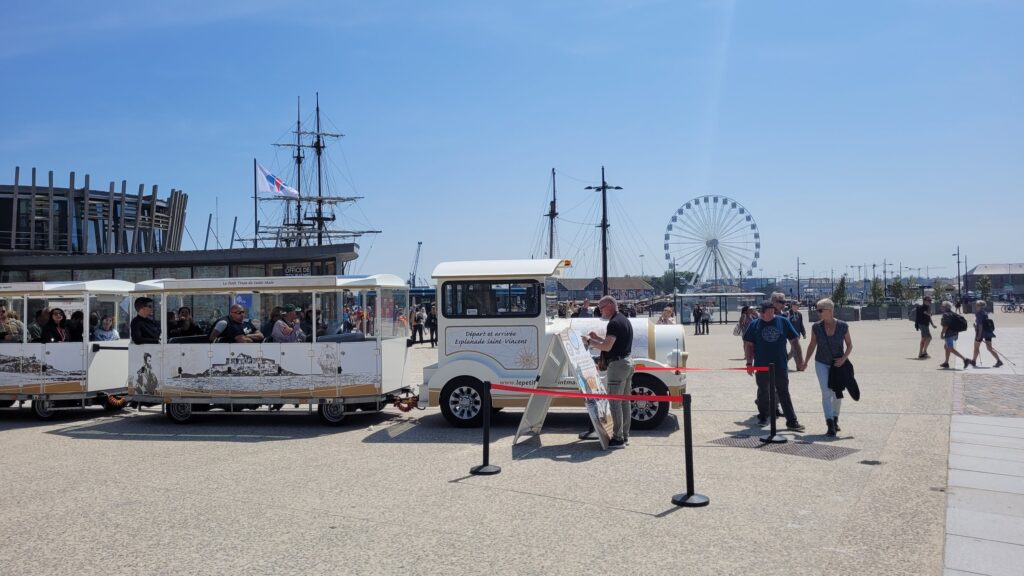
166;402;193;424
629;375;669;430
101;394;129;411
439;377;485;428
32;397;55;420
0;400;14;409
318;401;346;426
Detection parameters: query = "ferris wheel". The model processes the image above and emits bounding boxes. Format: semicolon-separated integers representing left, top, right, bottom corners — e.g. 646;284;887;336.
663;196;760;290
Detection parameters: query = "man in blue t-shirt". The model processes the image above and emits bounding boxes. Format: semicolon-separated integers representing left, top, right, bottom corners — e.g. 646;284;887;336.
743;300;806;430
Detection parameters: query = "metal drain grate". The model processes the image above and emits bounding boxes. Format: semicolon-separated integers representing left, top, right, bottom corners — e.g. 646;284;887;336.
709;435;860;461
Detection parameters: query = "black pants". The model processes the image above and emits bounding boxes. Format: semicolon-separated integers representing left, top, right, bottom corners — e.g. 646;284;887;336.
427;326;437;345
755;368;797;424
412;324;424;343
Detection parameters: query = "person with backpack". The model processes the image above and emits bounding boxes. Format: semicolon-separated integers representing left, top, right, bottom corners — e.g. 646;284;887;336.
971;300;1002;368
939;300;969;369
915;296;937;359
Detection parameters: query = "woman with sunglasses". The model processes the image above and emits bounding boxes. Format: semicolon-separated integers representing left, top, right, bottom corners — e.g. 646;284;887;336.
802;298;853;437
39;308;70;343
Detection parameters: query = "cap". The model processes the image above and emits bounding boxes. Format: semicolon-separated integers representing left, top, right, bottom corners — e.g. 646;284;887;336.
759;300;775;312
283;304;302;313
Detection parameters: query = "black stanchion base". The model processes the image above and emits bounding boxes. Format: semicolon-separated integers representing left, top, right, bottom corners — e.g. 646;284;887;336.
470;464;501;475
671;492;710;507
760;434;788;444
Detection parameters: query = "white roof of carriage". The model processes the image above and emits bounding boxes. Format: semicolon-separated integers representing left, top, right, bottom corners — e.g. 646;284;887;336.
135;274;407;292
0;279;136;295
432;259;565;279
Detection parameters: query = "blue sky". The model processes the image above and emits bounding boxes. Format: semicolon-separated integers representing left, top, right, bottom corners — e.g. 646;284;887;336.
2;0;1020;284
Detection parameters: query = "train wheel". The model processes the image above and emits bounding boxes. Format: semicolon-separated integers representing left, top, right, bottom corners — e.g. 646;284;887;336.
166;402;193;424
439;377;485;428
32;397;55;420
630;376;669;430
318;401;346;426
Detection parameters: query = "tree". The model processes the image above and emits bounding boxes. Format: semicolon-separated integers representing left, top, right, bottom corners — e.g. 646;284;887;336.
870;277;884;305
831;275;848;307
978;275;992;302
890;277;906;304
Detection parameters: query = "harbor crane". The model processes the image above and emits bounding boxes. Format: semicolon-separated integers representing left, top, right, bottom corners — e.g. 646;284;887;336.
409;241;422;287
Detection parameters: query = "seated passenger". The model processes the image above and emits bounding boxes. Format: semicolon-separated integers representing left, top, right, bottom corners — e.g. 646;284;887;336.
169;306;204;338
93;315;120;341
130;297;161;344
209;305;264;343
0;305;25;342
40;308;70;343
68;310;85;342
272;304;306;343
28;308;48;343
262;306;283;338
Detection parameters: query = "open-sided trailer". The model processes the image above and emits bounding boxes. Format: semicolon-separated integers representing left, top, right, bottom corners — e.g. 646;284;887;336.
128;274;414;425
0;280;134;419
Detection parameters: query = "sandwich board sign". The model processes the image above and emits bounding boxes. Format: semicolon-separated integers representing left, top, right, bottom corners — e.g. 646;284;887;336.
513;328;613;449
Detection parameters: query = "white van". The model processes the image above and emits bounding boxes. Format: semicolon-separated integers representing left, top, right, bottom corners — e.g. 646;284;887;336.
419;259;687;429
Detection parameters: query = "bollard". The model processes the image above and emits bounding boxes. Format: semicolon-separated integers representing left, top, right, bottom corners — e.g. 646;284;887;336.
672;393;709;507
760;363;787;444
470;381;501;475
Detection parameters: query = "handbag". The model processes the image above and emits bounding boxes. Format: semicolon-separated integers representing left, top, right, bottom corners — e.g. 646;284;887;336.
732;322;742;336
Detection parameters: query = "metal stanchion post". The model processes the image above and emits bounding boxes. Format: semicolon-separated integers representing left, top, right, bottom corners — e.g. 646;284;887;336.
760;363;787;444
470;381;501;475
672;393;709;507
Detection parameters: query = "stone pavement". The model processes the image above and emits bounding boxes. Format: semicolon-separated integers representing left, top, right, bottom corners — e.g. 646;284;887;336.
0;310;1022;575
945;316;1024;576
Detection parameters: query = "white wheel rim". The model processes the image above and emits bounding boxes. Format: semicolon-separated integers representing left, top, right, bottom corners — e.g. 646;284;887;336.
448;385;481;421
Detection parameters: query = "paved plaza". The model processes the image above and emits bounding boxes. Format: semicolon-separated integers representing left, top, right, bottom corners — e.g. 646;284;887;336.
1;311;1022;575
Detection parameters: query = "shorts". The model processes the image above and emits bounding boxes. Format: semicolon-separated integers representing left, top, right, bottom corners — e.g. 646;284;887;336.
943;335;957;348
976;332;994;343
919;324;931;338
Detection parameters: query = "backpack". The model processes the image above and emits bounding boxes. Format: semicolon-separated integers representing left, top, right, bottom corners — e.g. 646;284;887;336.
983;317;995;332
949;313;968;333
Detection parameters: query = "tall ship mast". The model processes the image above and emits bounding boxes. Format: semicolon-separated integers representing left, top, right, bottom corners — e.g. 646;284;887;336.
247;93;380;250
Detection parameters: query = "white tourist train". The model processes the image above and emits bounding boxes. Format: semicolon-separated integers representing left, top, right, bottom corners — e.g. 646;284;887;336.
420;259;689;428
128;274;414;424
0;279;134;419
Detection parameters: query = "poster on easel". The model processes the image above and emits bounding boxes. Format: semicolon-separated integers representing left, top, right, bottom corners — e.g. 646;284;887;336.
513;328;613;449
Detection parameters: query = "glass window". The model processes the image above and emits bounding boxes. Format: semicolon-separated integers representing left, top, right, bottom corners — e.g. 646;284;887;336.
29;269;72;281
441;280;542;318
74;268;113;281
114;267;152;282
0;296;27;343
154;267;192;280
194;265;229;279
232;264;266;277
377;288;409;339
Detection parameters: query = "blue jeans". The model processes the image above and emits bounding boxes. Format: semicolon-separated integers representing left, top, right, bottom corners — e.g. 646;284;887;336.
814;361;843;420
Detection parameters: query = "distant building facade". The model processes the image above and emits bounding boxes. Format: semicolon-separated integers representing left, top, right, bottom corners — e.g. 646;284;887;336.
0;166;358;283
557;277;656;302
965;264;1023;299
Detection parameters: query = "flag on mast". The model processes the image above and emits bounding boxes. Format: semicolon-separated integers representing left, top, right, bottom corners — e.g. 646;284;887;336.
255;162;299;197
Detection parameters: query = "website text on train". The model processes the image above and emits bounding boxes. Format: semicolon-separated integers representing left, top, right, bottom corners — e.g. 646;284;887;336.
128;274;412;424
419;259;688;428
0;280;134;419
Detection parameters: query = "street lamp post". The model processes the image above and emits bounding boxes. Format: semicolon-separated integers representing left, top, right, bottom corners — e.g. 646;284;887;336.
639;254;645;277
953;246;962;303
796;258;807;303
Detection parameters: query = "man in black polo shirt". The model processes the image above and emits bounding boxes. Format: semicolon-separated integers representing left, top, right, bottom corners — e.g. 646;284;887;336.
583;295;634;448
209;304;264;343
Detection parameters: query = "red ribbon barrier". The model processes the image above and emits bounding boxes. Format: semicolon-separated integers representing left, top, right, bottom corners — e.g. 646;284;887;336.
635;366;768;372
490;382;683;403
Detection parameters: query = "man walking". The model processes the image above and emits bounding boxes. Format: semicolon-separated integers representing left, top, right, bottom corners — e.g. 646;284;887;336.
583;295;634;448
915;296;937;359
744;300;806;431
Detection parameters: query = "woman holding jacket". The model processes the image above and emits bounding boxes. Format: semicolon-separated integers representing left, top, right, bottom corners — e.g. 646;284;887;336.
802;298;853;437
